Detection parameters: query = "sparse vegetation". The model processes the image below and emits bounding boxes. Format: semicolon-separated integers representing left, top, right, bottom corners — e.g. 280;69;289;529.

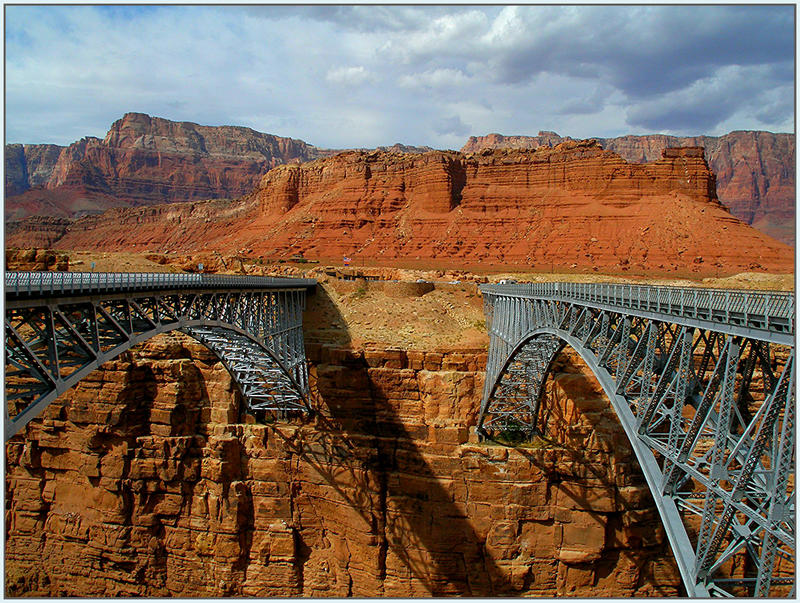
493;419;533;446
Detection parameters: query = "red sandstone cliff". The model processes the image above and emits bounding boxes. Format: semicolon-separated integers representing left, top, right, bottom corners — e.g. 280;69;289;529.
5;332;682;597
7;116;793;248
463;131;796;245
4;113;325;220
4;114;438;223
31;142;793;277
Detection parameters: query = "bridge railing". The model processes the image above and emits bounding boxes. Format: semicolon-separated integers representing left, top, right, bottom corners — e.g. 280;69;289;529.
5;271;317;298
481;282;795;335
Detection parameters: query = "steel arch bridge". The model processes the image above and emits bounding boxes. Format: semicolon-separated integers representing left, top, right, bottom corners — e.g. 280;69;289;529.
478;282;795;598
5;271;316;442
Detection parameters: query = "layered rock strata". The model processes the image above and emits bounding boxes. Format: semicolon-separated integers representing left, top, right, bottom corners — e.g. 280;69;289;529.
32;142;794;277
4;113;324;220
5;333;681;597
463;131;796;245
4;114;437;222
7;116;793;246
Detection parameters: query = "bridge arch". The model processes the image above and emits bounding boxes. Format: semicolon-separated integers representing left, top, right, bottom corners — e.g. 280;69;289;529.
478;283;795;598
5;272;316;441
480;325;706;595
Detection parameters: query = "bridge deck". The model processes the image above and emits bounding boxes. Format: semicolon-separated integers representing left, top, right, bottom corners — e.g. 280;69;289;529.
6;271;317;301
5;271;317;440
482;282;794;344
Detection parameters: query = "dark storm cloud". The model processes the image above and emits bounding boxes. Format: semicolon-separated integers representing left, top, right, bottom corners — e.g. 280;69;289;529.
475;6;794;100
625;63;794;132
628;102;735;134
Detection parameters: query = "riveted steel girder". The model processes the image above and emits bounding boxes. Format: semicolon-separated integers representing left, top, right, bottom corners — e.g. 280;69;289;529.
5;272;316;440
478;283;795;598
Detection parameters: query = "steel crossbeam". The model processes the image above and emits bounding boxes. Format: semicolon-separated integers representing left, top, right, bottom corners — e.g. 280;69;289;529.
5;272;316;440
478;283;795;598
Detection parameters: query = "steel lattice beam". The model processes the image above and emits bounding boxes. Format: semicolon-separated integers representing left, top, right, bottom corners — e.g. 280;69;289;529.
5;272;316;440
478;282;795;598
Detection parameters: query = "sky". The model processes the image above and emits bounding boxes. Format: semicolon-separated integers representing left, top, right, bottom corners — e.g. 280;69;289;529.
4;4;795;150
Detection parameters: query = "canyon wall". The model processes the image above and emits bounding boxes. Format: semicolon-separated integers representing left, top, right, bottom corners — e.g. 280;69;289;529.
5;332;681;597
4;113;324;221
28;142;793;277
463;131;796;245
6;115;793;246
4;114;434;223
5;143;64;197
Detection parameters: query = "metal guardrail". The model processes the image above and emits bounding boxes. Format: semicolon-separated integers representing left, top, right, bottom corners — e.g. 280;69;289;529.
5;271;317;298
482;282;795;336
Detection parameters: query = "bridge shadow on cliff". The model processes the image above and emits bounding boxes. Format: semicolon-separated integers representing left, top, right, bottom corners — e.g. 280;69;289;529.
491;349;685;597
267;284;505;596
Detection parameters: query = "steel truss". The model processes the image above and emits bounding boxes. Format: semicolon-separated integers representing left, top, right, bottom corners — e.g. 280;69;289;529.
5;272;316;441
478;283;795;598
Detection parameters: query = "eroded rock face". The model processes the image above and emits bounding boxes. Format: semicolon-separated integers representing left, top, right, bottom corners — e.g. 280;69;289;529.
4;113;324;221
5;247;69;271
4;143;64;198
463;131;796;245
5;217;72;250
5;333;681;597
38;142;794;277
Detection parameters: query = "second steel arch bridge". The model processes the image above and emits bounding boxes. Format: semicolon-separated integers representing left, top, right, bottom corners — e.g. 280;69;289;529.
478;282;794;598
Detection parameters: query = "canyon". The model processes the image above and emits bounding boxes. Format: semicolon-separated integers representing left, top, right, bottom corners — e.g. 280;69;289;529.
3;252;792;597
8;141;792;278
5;277;684;597
5;114;795;246
4;115;794;597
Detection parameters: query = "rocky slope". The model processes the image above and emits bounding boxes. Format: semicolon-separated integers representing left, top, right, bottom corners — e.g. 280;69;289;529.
22;142;793;277
463;131;795;245
7;115;793;246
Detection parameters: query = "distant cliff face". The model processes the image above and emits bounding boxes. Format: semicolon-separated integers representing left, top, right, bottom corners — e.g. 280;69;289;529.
7;117;793;247
462;131;796;245
5;143;64;197
4;113;324;220
17;142;792;277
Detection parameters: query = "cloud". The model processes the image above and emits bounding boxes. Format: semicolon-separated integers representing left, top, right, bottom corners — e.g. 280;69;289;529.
4;5;794;149
626;64;794;134
325;66;375;86
398;68;470;89
433;115;470;137
245;5;463;33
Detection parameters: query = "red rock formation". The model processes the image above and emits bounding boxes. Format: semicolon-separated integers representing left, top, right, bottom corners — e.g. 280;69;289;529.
463;131;796;245
5;247;69;271
41;143;794;277
8;117;793;246
5;333;682;597
5;217;72;249
4;113;324;220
